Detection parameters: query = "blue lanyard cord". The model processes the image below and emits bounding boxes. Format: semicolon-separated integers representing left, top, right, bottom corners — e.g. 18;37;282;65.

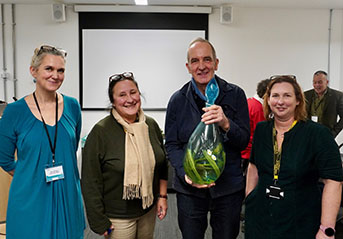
33;92;58;165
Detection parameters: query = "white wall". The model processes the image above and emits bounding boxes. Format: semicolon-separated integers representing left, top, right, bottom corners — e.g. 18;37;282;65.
209;6;343;144
0;4;342;147
210;7;343;95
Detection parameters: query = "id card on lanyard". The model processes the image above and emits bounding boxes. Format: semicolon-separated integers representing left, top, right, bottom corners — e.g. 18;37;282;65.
311;116;318;122
266;120;297;200
45;164;64;182
33;92;64;183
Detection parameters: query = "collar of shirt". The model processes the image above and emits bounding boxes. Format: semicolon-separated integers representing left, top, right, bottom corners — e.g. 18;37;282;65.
191;77;208;102
253;93;264;104
315;88;328;99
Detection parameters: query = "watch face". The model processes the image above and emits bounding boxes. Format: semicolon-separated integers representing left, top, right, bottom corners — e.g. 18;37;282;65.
325;227;335;237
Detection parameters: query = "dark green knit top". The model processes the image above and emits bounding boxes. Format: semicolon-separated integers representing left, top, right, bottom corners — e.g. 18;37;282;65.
245;120;343;239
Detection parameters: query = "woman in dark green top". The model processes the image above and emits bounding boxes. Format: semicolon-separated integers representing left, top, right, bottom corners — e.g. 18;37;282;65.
81;72;168;238
245;75;343;239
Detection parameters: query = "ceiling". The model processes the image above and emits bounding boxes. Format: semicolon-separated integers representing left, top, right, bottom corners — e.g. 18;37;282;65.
0;0;343;9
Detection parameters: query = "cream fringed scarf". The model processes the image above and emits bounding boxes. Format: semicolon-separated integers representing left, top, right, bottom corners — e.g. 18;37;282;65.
112;108;155;209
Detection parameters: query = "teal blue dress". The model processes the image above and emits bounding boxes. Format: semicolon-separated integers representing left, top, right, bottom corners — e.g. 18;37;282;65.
0;95;85;239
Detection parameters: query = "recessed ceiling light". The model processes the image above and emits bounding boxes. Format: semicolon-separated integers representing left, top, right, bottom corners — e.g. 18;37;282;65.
135;0;148;5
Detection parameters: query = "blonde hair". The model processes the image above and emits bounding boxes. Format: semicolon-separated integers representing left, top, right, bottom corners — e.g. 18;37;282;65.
31;45;66;69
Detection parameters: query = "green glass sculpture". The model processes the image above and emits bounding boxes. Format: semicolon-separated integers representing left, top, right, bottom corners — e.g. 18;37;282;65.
183;79;226;184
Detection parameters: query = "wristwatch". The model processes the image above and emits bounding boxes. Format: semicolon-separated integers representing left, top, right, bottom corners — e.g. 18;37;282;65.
158;194;168;199
320;225;335;237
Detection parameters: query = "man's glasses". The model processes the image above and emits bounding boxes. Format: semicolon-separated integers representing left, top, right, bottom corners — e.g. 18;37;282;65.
109;72;134;83
37;45;67;57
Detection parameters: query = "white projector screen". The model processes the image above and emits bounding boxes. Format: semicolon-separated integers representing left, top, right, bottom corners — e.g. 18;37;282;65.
82;29;205;110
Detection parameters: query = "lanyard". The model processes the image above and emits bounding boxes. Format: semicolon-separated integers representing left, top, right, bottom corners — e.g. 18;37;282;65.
313;96;325;113
272;120;297;184
33;92;58;165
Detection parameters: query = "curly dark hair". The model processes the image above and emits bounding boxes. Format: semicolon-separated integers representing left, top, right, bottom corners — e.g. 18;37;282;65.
256;78;272;98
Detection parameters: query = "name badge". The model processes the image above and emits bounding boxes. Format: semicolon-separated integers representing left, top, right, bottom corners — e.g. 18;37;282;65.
311;116;318;122
45;165;64;183
266;185;284;200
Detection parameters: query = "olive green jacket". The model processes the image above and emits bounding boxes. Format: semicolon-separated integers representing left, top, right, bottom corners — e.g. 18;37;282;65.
304;87;343;137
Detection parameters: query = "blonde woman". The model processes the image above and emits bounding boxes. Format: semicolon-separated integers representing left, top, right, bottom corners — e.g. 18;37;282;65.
0;45;85;238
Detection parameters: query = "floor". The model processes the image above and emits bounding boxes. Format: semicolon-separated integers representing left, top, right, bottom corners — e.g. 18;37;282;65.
84;193;244;239
0;193;245;239
1;195;343;238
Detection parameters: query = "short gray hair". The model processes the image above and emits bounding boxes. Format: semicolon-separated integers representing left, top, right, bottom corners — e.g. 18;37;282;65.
187;37;217;62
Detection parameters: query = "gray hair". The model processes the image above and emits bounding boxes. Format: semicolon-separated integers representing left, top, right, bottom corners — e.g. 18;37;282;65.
187;37;217;62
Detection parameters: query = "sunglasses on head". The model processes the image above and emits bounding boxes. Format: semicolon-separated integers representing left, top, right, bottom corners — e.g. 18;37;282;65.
109;72;134;83
37;45;67;57
270;75;297;81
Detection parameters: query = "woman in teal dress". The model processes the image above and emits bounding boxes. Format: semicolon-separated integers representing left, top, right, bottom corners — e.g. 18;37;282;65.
0;45;85;238
245;75;343;238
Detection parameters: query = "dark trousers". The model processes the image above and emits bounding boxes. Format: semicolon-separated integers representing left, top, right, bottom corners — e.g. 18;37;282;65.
176;190;244;239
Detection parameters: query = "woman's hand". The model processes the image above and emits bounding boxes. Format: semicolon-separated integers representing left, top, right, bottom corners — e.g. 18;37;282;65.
184;174;215;189
8;170;14;176
202;105;230;132
102;226;114;237
315;228;334;239
315;179;342;239
157;179;168;220
246;163;259;197
157;197;168;220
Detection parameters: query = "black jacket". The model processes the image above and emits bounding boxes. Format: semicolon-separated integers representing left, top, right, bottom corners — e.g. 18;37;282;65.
165;75;250;198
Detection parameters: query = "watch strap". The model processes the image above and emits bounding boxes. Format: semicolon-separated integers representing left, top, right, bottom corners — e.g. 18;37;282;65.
158;194;168;199
320;224;335;237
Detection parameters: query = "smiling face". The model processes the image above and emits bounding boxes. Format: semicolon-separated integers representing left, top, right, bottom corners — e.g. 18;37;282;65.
186;41;219;93
268;82;299;121
112;79;141;123
313;73;328;96
30;54;65;93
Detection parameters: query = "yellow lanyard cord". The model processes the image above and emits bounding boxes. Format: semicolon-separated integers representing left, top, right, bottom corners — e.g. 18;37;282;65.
272;120;297;183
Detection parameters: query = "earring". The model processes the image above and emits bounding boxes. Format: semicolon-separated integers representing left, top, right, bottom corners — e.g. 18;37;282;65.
269;113;274;119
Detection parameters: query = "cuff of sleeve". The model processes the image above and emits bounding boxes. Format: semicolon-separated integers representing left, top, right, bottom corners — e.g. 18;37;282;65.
174;165;186;179
3;162;16;172
90;219;112;235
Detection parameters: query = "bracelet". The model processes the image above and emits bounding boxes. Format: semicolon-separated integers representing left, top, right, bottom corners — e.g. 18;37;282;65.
158;194;168;199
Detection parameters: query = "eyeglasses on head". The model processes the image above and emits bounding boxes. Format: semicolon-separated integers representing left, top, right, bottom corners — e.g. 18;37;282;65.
270;75;297;81
37;45;67;57
109;72;134;83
